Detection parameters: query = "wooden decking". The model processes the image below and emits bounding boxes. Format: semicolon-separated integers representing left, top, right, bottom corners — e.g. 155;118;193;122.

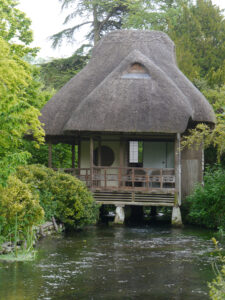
94;191;175;206
58;167;176;206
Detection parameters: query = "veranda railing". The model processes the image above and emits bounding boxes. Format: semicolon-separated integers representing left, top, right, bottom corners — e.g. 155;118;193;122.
55;167;175;193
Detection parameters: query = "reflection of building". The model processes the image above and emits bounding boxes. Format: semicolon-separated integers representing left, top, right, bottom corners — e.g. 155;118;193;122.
40;30;215;225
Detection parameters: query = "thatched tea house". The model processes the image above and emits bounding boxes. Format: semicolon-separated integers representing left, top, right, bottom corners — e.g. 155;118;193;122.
40;30;215;225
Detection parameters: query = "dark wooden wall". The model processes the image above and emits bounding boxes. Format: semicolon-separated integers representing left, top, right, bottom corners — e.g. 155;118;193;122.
181;145;203;201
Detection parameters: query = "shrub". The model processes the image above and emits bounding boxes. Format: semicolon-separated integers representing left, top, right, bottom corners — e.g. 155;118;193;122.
186;167;225;229
15;164;57;220
15;164;99;229
0;175;44;239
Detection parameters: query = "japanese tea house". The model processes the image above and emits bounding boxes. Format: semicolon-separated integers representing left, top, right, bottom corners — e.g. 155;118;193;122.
40;30;215;225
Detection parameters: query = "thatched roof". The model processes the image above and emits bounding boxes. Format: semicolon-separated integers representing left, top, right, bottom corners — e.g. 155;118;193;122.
40;30;215;138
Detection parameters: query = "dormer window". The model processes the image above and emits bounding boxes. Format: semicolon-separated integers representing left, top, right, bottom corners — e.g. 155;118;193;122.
122;63;150;79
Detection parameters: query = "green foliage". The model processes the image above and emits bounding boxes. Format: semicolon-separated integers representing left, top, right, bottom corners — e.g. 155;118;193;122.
0;0;32;44
0;175;44;239
24;142;75;168
167;0;225;82
15;165;99;229
0;37;45;185
209;261;225;299
208;238;225;300
40;50;89;90
0;1;48;185
124;0;225;85
186;167;225;230
52;0;151;46
182;85;225;161
0;0;38;58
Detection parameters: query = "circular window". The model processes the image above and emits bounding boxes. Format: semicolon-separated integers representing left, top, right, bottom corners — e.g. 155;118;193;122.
94;146;115;166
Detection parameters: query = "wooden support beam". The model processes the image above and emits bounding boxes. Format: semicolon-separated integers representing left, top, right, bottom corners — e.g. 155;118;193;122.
119;140;124;187
48;143;52;168
72;144;75;169
201;146;204;185
78;139;81;171
90;137;94;188
132;168;135;188
98;139;101;166
160;169;163;188
97;138;101;187
104;169;107;189
174;133;181;206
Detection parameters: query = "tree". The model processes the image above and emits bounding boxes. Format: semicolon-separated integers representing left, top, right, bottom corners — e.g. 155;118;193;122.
167;0;225;83
0;37;45;185
40;47;90;90
0;0;32;43
51;0;151;46
124;0;225;161
125;0;225;84
181;85;225;162
0;1;45;185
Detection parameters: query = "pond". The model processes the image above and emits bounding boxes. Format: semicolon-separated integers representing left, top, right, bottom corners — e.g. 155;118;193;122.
0;223;220;300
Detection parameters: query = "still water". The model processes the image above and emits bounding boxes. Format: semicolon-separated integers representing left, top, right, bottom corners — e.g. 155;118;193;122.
0;224;219;300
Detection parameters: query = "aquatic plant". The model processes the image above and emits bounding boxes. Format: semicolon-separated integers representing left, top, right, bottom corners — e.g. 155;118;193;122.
208;238;225;300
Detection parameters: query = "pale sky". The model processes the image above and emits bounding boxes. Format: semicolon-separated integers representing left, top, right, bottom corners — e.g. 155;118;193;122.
18;0;225;60
18;0;89;59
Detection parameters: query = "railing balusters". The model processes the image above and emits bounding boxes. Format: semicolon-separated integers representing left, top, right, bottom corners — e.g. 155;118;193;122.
160;169;163;188
146;171;149;190
132;168;135;188
53;167;175;191
104;169;107;189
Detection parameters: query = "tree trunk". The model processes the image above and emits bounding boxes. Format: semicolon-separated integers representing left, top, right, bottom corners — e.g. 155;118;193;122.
93;4;100;45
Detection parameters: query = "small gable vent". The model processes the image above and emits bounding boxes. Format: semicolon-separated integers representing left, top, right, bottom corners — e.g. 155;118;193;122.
122;63;150;78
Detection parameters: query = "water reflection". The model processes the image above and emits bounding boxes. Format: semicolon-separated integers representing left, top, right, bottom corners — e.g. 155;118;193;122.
0;225;218;299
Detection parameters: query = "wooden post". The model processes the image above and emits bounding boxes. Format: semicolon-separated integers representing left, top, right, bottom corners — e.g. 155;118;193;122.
119;140;124;188
174;133;181;206
72;144;75;169
104;169;107;189
172;133;182;226
146;171;149;190
132;168;135;188
78;139;81;175
48;143;52;168
201;146;204;185
160;169;163;188
98;138;101;187
90;137;94;189
98;139;101;166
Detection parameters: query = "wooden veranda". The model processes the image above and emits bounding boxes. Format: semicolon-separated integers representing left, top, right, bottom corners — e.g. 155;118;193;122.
54;165;176;206
49;133;182;208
